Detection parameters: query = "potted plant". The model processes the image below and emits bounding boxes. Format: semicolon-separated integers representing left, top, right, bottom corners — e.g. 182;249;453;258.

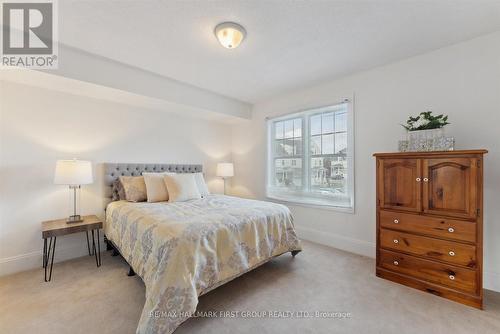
400;111;451;151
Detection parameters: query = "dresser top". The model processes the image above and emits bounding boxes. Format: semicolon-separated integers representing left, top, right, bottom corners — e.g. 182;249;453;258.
373;149;488;157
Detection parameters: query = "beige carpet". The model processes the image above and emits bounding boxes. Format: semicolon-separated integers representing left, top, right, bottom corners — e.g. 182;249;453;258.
1;241;499;334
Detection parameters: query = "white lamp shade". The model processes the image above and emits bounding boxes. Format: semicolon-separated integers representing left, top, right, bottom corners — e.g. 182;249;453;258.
216;163;234;178
54;159;93;185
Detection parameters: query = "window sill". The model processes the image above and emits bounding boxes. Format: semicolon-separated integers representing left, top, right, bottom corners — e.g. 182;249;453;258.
265;195;354;214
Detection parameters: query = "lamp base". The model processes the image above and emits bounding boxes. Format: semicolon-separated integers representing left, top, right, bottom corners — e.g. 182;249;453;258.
66;215;83;224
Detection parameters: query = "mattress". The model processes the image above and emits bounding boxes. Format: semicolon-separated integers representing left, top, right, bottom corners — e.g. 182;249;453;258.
105;194;302;334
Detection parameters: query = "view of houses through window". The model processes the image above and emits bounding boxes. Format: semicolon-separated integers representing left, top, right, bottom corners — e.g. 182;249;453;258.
268;102;352;208
274;117;303;188
309;110;347;195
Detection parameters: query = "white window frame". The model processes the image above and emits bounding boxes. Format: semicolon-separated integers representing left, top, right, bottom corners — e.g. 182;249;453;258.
266;99;354;212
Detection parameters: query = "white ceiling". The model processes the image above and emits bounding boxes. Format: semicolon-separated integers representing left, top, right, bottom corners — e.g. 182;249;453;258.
60;1;500;103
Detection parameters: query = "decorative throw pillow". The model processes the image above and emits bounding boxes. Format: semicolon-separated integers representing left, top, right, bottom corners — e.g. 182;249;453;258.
143;172;174;203
119;176;147;202
112;179;126;201
193;172;210;197
163;173;202;202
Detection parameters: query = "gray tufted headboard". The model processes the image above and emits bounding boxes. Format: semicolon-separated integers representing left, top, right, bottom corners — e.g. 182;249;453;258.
103;163;202;201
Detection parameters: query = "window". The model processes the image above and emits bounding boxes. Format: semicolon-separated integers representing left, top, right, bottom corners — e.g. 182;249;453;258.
266;101;354;210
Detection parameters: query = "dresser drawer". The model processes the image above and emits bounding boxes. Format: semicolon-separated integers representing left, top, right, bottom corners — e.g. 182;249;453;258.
380;210;476;243
380;229;477;268
379;249;477;294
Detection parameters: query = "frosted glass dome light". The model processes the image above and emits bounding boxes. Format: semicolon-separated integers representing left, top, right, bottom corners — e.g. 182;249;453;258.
214;22;246;49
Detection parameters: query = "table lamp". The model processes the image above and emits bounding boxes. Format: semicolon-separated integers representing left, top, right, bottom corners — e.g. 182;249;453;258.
216;162;234;195
54;159;93;223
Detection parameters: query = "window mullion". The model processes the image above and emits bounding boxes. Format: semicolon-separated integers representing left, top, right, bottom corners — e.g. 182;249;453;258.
269;123;275;188
304;115;310;193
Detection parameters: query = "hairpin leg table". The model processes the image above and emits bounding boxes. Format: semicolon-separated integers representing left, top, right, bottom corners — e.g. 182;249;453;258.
41;215;102;282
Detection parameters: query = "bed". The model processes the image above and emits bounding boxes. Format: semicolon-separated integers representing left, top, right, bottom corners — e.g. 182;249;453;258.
103;163;302;334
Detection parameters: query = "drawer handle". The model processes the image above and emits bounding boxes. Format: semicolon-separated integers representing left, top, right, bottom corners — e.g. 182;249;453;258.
393;239;399;244
449;275;455;280
448;227;455;233
416;177;421;182
393;260;399;266
423;177;429;182
393;219;399;224
449;251;455;256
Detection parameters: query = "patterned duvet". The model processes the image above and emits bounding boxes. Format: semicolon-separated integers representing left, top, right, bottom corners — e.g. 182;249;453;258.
105;194;302;334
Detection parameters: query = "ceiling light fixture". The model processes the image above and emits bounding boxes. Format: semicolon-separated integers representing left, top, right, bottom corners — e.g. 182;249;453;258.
214;22;246;49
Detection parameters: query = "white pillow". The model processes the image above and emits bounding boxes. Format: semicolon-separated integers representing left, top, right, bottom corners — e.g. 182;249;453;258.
193;172;210;197
163;173;202;202
143;172;174;203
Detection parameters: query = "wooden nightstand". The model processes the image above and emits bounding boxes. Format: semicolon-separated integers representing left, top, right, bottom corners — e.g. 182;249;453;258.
42;215;102;282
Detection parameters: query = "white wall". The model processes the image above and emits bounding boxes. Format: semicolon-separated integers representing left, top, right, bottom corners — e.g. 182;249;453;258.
0;81;233;275
41;44;252;119
231;31;500;291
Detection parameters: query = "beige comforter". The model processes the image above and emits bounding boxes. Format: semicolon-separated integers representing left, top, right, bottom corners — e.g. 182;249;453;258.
105;194;302;334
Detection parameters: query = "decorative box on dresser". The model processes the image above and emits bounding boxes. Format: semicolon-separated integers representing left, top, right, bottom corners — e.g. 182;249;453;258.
373;150;487;309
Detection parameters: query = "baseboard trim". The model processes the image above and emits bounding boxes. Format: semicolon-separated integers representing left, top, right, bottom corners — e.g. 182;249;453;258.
295;226;376;258
0;241;106;277
295;226;500;292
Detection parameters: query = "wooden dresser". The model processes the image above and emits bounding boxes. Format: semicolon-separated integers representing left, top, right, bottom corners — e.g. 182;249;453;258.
374;150;487;308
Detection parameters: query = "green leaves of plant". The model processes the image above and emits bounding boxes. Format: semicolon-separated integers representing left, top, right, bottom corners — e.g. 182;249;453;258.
401;111;450;131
